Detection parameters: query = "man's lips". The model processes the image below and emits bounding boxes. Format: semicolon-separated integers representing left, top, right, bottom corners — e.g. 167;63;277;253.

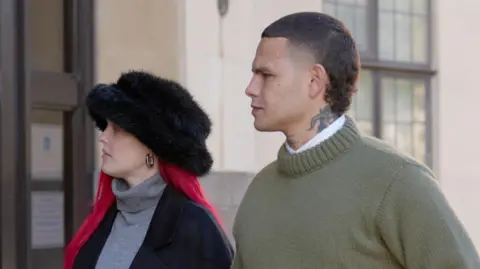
251;106;262;115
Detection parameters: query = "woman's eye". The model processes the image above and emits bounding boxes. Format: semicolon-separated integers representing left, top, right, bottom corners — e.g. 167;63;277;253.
108;123;119;133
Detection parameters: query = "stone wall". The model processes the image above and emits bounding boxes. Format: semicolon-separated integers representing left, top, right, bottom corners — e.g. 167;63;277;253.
201;171;253;243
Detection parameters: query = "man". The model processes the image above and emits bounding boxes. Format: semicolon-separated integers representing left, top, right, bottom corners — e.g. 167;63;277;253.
232;12;480;269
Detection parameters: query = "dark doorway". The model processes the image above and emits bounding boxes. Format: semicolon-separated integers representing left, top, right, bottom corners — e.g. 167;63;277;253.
0;0;95;268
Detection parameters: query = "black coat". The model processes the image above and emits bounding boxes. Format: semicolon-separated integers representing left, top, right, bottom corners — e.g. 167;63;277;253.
73;185;234;269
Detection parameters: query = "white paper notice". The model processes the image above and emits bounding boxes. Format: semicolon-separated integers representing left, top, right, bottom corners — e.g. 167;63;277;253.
31;191;64;249
31;123;63;181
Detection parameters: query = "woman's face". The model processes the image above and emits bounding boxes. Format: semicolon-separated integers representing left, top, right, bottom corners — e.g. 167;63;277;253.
99;121;153;180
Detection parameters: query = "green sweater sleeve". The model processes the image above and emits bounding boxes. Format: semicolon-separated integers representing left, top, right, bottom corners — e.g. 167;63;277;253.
376;163;480;269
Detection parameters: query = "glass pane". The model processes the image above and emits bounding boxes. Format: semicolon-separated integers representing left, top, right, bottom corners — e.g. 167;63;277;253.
396;124;413;155
357;120;373;135
394;0;411;12
413;82;426;122
381;78;396;121
356;70;373;120
324;2;337;16
356;0;368;6
355;7;368;51
379;0;394;11
412;16;428;63
31;109;65;269
337;6;356;38
379;12;395;61
396;79;413;122
413;0;428;15
28;0;64;71
382;123;396;145
413;123;426;163
338;0;356;4
395;13;412;62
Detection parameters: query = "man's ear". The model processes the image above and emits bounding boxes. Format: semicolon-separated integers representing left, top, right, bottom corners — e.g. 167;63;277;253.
309;63;329;99
351;75;359;95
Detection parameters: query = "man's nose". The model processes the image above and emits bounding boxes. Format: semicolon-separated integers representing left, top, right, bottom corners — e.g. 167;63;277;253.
245;77;260;97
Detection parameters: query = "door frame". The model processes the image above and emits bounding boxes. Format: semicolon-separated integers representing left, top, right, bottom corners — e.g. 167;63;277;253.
0;0;95;267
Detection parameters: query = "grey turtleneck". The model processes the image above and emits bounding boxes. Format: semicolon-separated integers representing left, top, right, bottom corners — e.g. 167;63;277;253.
95;173;166;269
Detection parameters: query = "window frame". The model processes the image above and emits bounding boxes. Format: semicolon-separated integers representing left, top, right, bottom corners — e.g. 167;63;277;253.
324;0;435;166
373;71;433;165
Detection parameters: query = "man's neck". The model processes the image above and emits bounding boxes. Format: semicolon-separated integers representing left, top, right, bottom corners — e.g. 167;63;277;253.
285;105;340;151
285;130;317;151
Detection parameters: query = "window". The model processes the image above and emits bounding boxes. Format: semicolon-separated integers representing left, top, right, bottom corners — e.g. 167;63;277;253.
324;0;433;165
323;0;370;53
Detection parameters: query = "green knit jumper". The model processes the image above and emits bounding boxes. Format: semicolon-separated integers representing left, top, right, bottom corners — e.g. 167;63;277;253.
232;116;480;269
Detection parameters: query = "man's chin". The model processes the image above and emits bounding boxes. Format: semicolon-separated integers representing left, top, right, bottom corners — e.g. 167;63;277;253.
253;121;277;132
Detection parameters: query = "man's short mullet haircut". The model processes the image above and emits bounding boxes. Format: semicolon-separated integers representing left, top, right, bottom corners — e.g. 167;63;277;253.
261;12;360;115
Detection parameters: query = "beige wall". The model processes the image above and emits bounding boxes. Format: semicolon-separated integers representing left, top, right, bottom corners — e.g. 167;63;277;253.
94;0;480;247
179;0;326;238
436;0;480;250
95;0;183;82
183;0;323;172
93;0;257;239
94;0;184;177
94;0;324;172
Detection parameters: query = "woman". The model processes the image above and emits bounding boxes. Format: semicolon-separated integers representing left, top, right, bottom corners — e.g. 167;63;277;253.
64;71;233;269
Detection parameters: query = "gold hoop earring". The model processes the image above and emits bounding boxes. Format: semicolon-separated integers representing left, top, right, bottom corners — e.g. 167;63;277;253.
145;153;154;168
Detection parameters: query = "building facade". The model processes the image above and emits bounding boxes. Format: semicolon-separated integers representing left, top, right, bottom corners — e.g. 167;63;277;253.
0;0;479;268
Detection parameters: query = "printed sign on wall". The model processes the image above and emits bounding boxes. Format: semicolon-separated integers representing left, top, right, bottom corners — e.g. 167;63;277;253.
31;191;64;249
31;123;63;181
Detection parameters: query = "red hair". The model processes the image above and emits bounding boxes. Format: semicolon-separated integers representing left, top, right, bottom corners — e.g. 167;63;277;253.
64;162;223;269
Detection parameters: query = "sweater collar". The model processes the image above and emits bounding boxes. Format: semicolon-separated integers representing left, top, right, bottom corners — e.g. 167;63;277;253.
277;115;361;177
112;173;166;213
285;115;346;154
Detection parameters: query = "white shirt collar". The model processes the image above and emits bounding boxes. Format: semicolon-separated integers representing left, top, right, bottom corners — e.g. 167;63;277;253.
286;115;346;154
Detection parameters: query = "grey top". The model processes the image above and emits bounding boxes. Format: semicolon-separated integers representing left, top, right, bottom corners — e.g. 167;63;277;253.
95;173;167;269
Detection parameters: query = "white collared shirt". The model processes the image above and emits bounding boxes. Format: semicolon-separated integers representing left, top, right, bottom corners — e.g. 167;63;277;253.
286;115;346;154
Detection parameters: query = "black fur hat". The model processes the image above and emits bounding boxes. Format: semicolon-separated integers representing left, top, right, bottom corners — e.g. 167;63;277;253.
86;70;213;176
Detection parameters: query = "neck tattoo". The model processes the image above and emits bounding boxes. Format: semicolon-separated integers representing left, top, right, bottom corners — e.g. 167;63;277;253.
307;105;339;134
